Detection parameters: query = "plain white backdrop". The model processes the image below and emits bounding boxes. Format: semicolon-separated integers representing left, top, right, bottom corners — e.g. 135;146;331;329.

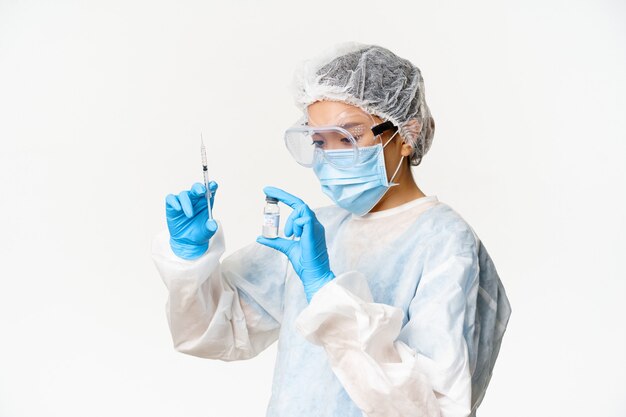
1;0;625;416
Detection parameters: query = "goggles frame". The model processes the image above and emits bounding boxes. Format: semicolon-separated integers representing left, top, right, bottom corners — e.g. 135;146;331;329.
285;119;397;168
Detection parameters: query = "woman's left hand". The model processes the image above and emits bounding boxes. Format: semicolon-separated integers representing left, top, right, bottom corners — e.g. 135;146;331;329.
257;186;335;303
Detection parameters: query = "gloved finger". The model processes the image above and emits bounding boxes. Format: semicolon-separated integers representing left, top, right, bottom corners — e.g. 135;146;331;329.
190;181;219;199
177;191;194;218
256;236;295;256
205;219;218;234
263;186;306;209
207;181;218;209
203;181;219;198
165;194;181;211
292;217;310;238
189;182;206;198
284;205;306;237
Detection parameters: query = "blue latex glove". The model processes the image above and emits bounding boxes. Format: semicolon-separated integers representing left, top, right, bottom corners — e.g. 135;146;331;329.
256;186;335;303
165;181;218;260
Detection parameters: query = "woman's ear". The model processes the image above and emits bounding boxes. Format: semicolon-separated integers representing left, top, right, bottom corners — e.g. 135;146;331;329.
400;142;413;157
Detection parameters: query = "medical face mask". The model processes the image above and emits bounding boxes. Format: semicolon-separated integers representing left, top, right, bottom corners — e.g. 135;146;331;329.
313;131;404;216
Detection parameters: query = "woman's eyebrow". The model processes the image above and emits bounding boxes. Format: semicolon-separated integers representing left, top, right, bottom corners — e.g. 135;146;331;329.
338;122;363;128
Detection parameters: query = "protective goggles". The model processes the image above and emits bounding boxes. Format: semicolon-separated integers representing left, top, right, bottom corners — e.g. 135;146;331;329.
284;109;396;168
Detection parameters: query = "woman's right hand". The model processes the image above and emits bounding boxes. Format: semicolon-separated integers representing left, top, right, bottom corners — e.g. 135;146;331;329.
165;181;218;260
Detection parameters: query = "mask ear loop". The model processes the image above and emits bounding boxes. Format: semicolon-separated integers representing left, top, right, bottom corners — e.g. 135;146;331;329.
382;129;400;148
378;128;404;186
388;157;405;186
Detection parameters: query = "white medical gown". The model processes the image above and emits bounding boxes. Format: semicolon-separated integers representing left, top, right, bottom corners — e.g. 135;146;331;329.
151;195;512;417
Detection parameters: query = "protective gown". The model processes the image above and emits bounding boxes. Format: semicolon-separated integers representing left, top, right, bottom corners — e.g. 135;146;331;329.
151;195;512;417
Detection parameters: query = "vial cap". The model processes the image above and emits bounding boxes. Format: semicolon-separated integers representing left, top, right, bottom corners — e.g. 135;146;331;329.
265;197;279;203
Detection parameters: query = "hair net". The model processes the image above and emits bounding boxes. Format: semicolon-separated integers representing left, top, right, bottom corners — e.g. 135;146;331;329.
291;42;435;166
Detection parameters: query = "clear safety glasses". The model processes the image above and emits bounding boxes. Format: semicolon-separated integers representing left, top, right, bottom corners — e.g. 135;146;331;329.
284;109;396;168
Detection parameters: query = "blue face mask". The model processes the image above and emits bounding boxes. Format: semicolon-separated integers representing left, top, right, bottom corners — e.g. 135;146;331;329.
313;133;404;216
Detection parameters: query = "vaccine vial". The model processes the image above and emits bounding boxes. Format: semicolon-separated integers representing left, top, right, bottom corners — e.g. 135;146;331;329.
262;197;280;238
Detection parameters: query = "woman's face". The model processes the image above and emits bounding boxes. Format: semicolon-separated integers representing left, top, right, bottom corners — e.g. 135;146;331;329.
306;100;410;181
306;101;383;151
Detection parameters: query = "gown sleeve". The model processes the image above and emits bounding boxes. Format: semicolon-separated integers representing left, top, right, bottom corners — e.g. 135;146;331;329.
151;224;287;361
295;250;480;417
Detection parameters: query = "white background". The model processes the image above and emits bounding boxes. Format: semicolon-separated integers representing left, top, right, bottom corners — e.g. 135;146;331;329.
1;0;625;416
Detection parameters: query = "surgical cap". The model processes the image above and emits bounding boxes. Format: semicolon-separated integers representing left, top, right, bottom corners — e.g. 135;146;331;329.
291;42;435;166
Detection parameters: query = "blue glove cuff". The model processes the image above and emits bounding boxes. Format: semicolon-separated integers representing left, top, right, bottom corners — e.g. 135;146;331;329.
304;271;335;303
169;238;209;260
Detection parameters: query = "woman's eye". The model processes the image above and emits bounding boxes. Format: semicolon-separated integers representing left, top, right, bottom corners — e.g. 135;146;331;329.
340;137;352;144
312;140;325;148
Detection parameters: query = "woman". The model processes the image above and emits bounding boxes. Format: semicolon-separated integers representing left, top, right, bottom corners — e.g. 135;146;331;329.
152;42;512;417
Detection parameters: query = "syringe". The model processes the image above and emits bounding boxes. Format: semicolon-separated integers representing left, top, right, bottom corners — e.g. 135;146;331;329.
200;133;213;220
